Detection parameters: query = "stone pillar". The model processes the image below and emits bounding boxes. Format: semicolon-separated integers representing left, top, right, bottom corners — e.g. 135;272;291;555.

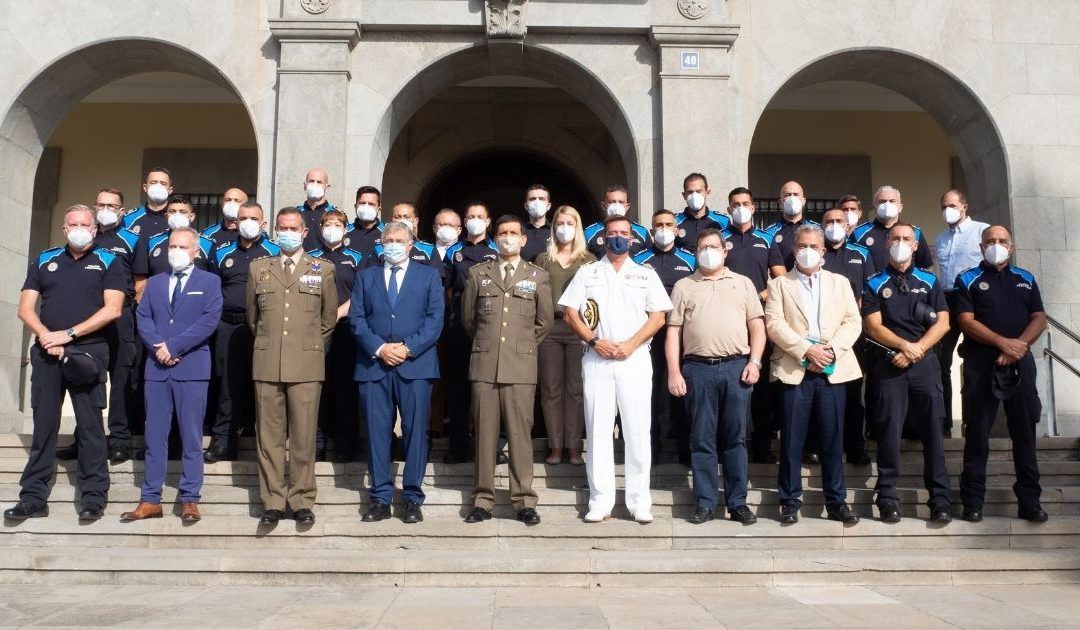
268;19;360;214
649;25;739;208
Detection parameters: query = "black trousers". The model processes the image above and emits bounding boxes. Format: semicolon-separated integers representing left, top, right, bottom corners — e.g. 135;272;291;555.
749;345;777;457
843;376;866;456
104;304;140;445
21;342;110;508
317;321;362;454
936;291;964;431
210;318;255;445
871;353;951;508
649;327;688;461
445;326;473;454
960;351;1042;511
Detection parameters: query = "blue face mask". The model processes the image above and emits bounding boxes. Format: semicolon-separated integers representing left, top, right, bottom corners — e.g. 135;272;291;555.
383;242;408;264
276;230;303;252
605;235;630;255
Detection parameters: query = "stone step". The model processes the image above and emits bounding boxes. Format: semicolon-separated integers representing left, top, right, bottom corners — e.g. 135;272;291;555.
2;545;1079;587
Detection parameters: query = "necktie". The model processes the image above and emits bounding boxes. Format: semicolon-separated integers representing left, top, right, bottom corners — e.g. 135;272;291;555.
503;263;514;287
284;257;294;279
388;266;400;306
171;272;185;308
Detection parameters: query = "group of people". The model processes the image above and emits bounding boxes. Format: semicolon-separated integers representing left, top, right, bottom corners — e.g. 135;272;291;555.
3;166;1049;529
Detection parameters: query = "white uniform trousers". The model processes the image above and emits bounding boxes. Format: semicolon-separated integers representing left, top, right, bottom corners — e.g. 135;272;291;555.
582;348;653;516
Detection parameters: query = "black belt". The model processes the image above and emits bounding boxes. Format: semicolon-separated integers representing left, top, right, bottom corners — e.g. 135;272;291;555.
683;354;747;365
221;312;246;324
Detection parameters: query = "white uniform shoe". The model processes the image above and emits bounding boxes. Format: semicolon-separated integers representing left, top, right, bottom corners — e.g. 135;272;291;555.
633;511;654;524
583;511;612;523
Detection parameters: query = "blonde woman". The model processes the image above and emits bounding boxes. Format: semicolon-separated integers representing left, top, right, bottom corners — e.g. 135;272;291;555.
535;206;596;465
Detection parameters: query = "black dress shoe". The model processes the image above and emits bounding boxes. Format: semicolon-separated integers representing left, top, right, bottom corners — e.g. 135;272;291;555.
688;507;714;524
846;450;872;466
879;503;902;524
728;505;757;525
402;501;424;524
802;451;820;465
962;507;983;523
293;508;315;524
930;505;952;524
465;507;492;523
109;445;130;464
78;504;104;522
779;505;799;524
203;441;235;463
442;450;472;465
55;445;79;461
827;503;860;524
1019;506;1049;522
4;502;48;521
496;450;509;465
259;509;284;524
750;451;777;465
362;502;392;522
516;507;541;525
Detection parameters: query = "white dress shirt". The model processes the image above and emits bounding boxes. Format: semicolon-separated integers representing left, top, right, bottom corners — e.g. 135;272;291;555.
934;216;990;291
168;264;194;298
383;257;411;289
796;268;822;340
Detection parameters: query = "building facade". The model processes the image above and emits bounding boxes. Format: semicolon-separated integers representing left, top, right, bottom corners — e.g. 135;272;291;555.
0;0;1078;429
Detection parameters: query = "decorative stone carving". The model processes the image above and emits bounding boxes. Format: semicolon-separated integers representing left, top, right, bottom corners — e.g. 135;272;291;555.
300;0;331;15
486;0;528;40
677;0;710;20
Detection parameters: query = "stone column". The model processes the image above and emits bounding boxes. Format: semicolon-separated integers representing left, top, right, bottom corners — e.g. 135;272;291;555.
268;19;360;213
649;25;739;207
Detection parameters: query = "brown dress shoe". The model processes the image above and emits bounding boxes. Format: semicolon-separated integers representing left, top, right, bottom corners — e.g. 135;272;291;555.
181;502;201;523
120;502;163;522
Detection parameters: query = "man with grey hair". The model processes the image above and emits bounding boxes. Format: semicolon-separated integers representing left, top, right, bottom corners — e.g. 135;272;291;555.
852;185;934;271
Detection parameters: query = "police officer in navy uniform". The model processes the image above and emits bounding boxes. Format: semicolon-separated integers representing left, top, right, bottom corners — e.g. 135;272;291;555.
821;208;875;466
633;209;695;465
345;185;385;259
371;202;445;278
674;172;730;251
767;180;821;278
721;187;776;463
205;201;282;462
954;225;1048;523
442;202;499;463
584;185;651;259
298;168;337;251
202;187;248;248
4;205;125;522
522;184;554;262
134;195;215;278
122;167;174;240
91;188;140;463
307;209;365;461
852;185;934;272
862;223;952;524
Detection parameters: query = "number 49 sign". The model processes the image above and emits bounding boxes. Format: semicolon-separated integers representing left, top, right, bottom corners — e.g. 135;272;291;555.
680;51;700;70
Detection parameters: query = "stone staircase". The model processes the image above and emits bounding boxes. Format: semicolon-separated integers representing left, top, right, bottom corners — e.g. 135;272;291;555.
2;434;1080;586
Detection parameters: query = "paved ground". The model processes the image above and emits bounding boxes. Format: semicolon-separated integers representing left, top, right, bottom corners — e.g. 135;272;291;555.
1;583;1079;628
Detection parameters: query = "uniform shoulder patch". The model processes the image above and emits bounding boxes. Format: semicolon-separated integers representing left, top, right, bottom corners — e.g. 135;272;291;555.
752;228;774;246
631;251;653;265
1009;266;1036;284
262;241;282;256
852;222;874;242
117;227;139;249
674;248;697;268
844;241;871;260
911;267;937;287
958;266;983;290
214;242;238;265
37;247;64;266
92;247;117;267
866;270;890;295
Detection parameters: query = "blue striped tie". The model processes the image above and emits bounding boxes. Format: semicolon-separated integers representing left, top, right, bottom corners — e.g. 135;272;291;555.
388;266;400;306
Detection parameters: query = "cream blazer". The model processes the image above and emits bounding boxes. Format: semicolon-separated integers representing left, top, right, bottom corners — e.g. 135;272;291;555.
764;268;863;385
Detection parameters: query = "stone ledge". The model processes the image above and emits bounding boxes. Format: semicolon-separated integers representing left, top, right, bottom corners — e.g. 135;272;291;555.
268;19;362;48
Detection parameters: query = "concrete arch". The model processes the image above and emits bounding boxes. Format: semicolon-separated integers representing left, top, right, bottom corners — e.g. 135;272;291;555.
746;48;1010;226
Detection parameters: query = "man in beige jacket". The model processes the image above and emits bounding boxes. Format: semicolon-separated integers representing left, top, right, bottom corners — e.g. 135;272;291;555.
765;224;862;525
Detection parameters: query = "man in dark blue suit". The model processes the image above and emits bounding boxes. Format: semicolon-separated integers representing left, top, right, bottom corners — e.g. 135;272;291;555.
350;221;445;523
122;228;222;523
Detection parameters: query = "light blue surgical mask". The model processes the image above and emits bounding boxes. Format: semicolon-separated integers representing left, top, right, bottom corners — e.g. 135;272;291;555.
383;242;408;264
276;230;303;252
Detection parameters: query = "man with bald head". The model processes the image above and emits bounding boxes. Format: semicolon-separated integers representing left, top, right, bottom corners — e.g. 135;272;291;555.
852;185;934;271
298;168;337;250
766;181;821;278
202;187;249;248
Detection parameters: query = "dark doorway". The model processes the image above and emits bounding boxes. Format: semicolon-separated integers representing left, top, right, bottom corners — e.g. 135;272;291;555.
417;149;599;240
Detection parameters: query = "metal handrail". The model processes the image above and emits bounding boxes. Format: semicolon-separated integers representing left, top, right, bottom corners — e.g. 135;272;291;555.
1043;316;1080;437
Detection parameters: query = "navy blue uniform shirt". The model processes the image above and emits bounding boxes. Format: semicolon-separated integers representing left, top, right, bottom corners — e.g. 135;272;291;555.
674;207;730;251
852;219;934;271
211;236;281;314
93;225;139;300
766;218;821;271
23;246;126;344
954;263;1044;355
721;226;772;293
632;246;696;294
862;265;947;343
824;240;876;300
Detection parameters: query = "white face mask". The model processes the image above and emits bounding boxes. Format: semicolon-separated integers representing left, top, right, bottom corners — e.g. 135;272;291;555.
526;200;550;220
983;243;1010;266
66;227;93;250
685;192;706;212
167;213;191;230
168;248;192;271
321;226;345;245
697;248;724;271
436;225;460;245
497;235;522;256
222;201;240;221
96;209;119;227
605;202;627;217
824;224;847;243
942;206;961;225
845;210;860;227
782;196;803;217
653;228;675;248
889;242;913;264
305;183;325;202
796;247;822;270
355;204;378;223
382;242;408;264
876;201;900;221
238;218;262;240
146;183;170;204
466;217;488;237
731;206;753;225
555;224;576;244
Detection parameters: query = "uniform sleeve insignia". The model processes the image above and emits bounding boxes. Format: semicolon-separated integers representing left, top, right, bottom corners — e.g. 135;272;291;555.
47;262;58;272
865;237;874;246
978;281;989;291
881;287;892;298
455;252;463;262
225;258;235;268
583;298;600;331
774;234;783;243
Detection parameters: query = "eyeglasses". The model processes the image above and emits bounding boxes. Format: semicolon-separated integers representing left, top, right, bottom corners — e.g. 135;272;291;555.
95;204;121;210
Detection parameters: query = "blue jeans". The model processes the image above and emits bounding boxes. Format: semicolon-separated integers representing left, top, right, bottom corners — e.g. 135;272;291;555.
682;358;751;509
777;371;846;508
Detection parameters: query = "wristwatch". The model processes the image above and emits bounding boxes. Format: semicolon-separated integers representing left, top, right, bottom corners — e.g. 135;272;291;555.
748;356;762;368
587;336;599;348
403;344;412;358
65;327;78;340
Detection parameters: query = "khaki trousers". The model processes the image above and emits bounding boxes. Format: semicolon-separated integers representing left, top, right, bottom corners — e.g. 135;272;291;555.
254;380;321;511
471;381;537;511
